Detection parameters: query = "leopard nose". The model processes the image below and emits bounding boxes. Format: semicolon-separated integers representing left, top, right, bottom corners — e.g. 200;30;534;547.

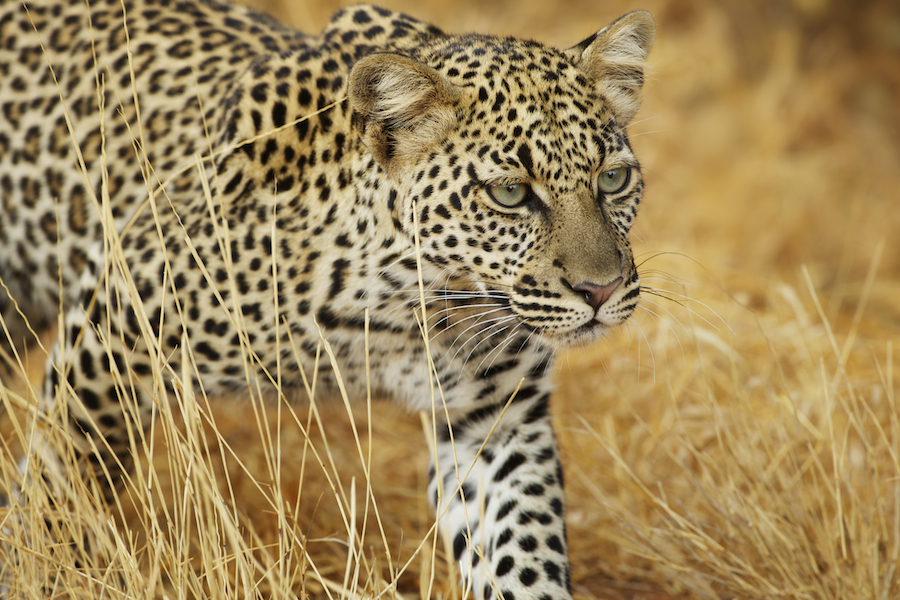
573;277;622;311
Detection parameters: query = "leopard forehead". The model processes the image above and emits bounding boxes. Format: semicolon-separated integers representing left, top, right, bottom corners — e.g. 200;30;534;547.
423;34;593;95
422;36;630;179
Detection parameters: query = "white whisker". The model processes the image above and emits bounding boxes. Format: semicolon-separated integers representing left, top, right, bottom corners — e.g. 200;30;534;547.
428;304;509;336
478;322;527;375
641;285;731;334
639;296;690;339
456;316;518;367
636;303;685;365
630;313;656;383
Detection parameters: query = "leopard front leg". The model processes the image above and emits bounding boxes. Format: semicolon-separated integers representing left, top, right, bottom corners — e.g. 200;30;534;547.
429;371;572;600
19;284;161;505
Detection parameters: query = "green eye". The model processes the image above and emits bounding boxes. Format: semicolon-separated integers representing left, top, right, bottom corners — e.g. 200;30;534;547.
487;183;531;207
598;168;630;194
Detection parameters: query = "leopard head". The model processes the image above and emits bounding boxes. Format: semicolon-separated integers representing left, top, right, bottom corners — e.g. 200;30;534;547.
349;11;655;347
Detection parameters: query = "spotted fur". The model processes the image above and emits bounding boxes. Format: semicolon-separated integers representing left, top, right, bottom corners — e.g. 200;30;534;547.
0;1;654;597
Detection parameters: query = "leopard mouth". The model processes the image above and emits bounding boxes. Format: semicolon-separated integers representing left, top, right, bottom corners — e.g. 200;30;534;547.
514;312;612;348
480;283;635;348
547;319;612;347
512;290;640;347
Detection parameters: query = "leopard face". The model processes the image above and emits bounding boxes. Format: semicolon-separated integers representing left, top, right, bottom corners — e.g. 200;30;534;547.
350;14;652;348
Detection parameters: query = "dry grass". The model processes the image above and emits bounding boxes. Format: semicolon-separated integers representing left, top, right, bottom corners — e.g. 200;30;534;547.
1;0;899;598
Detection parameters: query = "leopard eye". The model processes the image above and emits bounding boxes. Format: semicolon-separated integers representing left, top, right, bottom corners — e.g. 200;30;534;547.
487;183;531;207
598;168;630;194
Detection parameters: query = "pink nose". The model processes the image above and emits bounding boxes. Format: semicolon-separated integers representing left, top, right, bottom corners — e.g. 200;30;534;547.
573;277;622;311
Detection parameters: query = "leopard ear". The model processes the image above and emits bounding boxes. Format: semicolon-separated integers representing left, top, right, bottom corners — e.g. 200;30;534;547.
349;53;461;173
564;10;655;125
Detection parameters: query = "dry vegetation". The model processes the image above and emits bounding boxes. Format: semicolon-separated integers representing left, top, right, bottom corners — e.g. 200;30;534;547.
1;0;899;598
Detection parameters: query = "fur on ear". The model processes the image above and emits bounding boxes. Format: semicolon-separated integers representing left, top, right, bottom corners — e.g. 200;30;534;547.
348;53;462;172
563;10;655;125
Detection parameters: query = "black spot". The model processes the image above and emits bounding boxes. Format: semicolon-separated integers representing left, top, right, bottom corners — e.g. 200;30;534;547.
80;388;101;411
317;305;341;329
550;497;563;516
453;530;467;560
493;452;526;482
523;483;545;496
364;25;384;39
79;350;96;380
516;144;533;176
543;560;561;585
496;555;514;577
272;101;286;127
491;92;505;112
132;362;152;376
494;528;513;549
518;534;539;552
99;414;119;429
195;341;220;361
546;535;564;553
251;83;268;103
329;258;350;297
523;394;550;424
536;447;554;464
519;567;538;587
496;499;517;520
203;319;229;337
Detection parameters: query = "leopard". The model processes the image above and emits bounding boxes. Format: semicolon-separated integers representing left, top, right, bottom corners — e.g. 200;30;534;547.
0;0;655;597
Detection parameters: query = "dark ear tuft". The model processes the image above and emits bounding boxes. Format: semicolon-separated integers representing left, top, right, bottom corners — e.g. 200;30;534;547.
349;53;461;171
564;10;655;125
